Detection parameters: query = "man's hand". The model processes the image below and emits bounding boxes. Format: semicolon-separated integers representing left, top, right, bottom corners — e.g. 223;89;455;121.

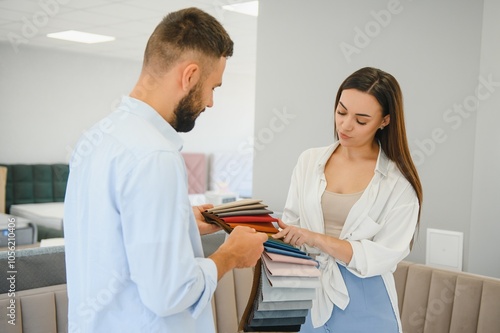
209;226;268;280
192;204;221;235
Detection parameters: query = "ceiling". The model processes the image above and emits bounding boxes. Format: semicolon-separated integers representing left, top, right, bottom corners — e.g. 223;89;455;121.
0;0;257;74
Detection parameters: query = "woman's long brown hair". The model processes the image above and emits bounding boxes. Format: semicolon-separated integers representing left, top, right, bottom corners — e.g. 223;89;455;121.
334;67;423;243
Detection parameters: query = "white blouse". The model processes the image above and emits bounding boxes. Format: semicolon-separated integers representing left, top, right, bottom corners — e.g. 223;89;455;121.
282;141;419;331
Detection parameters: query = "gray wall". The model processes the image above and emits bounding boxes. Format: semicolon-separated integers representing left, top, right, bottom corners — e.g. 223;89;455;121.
0;43;140;164
469;0;500;278
253;0;500;277
0;43;255;163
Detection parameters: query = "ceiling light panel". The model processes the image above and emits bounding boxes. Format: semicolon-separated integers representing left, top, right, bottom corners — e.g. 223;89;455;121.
222;1;258;17
47;30;115;44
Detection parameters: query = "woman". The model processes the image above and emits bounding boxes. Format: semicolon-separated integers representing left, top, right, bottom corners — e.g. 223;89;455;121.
273;67;422;333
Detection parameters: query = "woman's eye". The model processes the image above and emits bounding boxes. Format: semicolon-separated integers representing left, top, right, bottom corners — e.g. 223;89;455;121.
337;110;367;125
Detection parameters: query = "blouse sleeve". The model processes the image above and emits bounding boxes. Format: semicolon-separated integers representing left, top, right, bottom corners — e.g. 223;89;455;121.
347;184;419;277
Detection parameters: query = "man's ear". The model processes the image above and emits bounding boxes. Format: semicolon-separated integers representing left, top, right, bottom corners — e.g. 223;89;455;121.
181;63;201;91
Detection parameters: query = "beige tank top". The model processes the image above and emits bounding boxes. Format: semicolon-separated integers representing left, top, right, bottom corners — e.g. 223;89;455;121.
321;190;363;238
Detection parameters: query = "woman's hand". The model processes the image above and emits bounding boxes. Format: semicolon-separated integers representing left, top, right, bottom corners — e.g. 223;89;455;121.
272;219;318;247
274;219;353;264
193;204;222;235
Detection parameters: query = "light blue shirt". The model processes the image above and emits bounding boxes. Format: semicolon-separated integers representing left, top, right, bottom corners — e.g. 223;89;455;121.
64;96;217;333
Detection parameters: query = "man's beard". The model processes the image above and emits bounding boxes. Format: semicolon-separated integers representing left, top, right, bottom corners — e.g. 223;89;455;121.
173;83;204;133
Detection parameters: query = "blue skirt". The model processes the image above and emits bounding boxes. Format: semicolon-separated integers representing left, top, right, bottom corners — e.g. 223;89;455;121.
300;264;398;333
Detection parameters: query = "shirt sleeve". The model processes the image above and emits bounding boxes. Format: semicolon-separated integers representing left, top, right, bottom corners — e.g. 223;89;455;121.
118;151;217;318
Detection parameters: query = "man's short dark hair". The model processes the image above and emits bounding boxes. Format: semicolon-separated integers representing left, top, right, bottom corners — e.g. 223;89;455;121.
143;7;234;73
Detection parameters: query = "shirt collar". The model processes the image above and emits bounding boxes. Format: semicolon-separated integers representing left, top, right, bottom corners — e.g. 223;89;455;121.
374;143;390;177
317;141;340;170
317;141;391;177
118;95;184;151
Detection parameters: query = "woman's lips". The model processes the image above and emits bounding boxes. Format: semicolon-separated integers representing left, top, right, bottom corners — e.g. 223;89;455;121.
338;132;351;140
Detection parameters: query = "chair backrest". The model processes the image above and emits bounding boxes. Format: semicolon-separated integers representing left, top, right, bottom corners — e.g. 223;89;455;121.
395;261;500;333
0;284;68;333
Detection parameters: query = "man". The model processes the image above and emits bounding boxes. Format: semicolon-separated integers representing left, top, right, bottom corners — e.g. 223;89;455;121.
64;8;267;332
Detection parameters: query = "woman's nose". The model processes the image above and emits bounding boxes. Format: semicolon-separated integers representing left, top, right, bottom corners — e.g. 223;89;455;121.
341;117;354;131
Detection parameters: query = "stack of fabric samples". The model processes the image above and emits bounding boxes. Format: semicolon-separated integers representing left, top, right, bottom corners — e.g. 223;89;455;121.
202;199;320;332
239;238;320;332
201;198;280;235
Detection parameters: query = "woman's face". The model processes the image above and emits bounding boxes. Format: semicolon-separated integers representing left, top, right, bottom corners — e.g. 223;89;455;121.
335;89;390;148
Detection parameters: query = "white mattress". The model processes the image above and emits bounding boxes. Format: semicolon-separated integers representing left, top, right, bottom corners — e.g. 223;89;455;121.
10;202;64;230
